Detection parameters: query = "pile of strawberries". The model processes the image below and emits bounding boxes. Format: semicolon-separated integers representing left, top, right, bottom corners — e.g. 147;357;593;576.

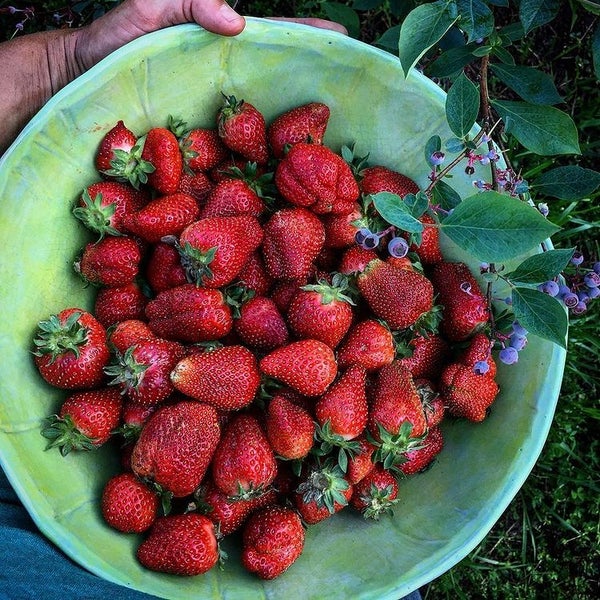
32;95;500;580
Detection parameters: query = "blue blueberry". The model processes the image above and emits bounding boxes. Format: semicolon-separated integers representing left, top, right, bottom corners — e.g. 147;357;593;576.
571;251;584;266
499;346;519;365
387;237;409;258
473;361;490;375
510;334;528;351
538;280;560;296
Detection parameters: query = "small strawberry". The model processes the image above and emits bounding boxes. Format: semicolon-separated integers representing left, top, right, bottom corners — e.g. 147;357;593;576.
131;400;220;497
265;393;315;460
217;94;269;164
267;101;330;158
415;378;446;429
182;127;229;172
346;436;377;485
408;213;443;265
357;258;434;330
460;331;497;377
261;207;325;280
199;177;265;219
336;319;395;372
75;236;142;287
270;278;307;314
259;339;337;397
122;193;200;243
116;399;157;444
137;513;219;575
33;308;110;389
140;127;183;194
145;284;233;343
235;251;273;297
95;120;138;174
105;337;186;406
108;319;155;354
337;245;379;275
101;472;159;533
275;142;359;214
430;261;490;341
170;345;260;411
234;295;289;351
322;203;363;248
359;164;419;197
242;505;305;580
399;426;444;475
73;181;148;239
350;464;399;520
397;333;450;380
287;275;354;349
177;170;213;204
145;241;188;294
211;413;277;499
41;387;122;454
94;281;148;328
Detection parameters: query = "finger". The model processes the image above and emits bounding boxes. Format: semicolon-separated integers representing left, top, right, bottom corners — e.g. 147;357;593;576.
266;17;348;36
188;0;246;36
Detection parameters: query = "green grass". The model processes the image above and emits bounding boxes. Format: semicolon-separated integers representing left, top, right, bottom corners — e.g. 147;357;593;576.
1;1;598;597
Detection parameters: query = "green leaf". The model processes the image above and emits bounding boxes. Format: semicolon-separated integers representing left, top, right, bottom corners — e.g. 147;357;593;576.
491;100;580;156
446;72;480;138
593;22;600;79
425;44;478;78
322;2;361;38
519;0;560;34
456;0;495;42
431;179;463;210
440;191;560;262
491;45;515;65
425;135;442;166
374;24;401;51
398;2;458;76
505;249;575;284
531;166;600;200
490;63;562;105
511;286;567;348
371;192;424;234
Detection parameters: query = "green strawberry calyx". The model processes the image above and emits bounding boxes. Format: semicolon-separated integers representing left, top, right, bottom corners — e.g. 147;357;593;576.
32;311;87;362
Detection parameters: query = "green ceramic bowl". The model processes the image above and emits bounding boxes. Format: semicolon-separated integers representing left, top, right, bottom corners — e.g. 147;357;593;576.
0;19;565;600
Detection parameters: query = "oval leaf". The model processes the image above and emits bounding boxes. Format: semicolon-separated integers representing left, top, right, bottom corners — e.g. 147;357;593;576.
511;286;567;348
490;63;562;105
446;72;480;138
519;0;560;35
505;248;575;284
371;192;424;234
456;0;495;42
440;191;560;262
323;2;361;38
531;166;600;200
431;179;463;210
398;2;458;76
426;44;479;78
491;100;580;156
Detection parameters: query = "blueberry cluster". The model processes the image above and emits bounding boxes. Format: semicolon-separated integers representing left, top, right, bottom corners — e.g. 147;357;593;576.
497;321;528;365
355;227;408;258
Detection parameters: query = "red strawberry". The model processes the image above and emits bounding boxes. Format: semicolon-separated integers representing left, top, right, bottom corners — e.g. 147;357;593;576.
177;215;263;288
122;193;200;243
337;245;378;275
235;251;273;297
265;393;315;460
350;464;399;520
116;399;157;444
242;505;305;580
430;261;490;341
261;207;325;280
41;387;122;454
322;203;362;248
460;332;497;377
415;378;446;429
270;278;307;314
170;345;260;411
399;426;444;475
359;165;419;197
145;241;188;294
267;101;330;158
177;170;213;204
33;308;110;389
95;120;137;174
259;339;337;397
131;400;220;497
234;295;289;351
275;142;359;214
101;472;159;533
397;333;450;379
105;337;186;406
199;178;265;219
182;127;229;172
108;319;155;354
94;281;148;328
346;436;377;484
336;319;395;372
357;258;434;330
211;413;277;499
145;284;233;343
141;127;183;194
217;94;269;164
76;236;142;286
408;213;443;264
137;513;219;575
73;181;148;238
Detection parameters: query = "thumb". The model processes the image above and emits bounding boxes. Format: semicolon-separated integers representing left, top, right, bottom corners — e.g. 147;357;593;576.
188;0;246;36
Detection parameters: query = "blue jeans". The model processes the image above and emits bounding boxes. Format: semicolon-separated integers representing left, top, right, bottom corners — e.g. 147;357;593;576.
0;466;422;599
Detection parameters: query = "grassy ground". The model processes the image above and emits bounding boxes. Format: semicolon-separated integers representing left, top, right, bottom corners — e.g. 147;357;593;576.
1;1;598;597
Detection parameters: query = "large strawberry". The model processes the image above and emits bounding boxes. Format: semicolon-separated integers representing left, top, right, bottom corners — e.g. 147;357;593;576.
170;345;260;411
267;101;330;158
430;261;490;341
140;126;183;194
182;127;228;172
275;142;359;214
234;295;289;351
357;258;434;330
145;284;233;343
322;203;363;249
101;472;159;533
108;319;155;354
217;94;269;164
41;387;122;454
94;281;148;328
144;241;188;294
359;164;419;197
399;426;444;475
33;308;110;389
259;339;337;397
397;332;450;380
131;400;220;497
336;319;395;372
137;513;219;575
211;413;277;500
261;207;325;280
241;505;305;580
199;177;265;219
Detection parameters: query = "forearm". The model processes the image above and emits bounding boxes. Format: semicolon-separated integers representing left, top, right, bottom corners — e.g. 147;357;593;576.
0;29;84;155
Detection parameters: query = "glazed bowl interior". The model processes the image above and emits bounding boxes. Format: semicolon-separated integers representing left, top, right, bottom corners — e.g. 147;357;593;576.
0;19;565;600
